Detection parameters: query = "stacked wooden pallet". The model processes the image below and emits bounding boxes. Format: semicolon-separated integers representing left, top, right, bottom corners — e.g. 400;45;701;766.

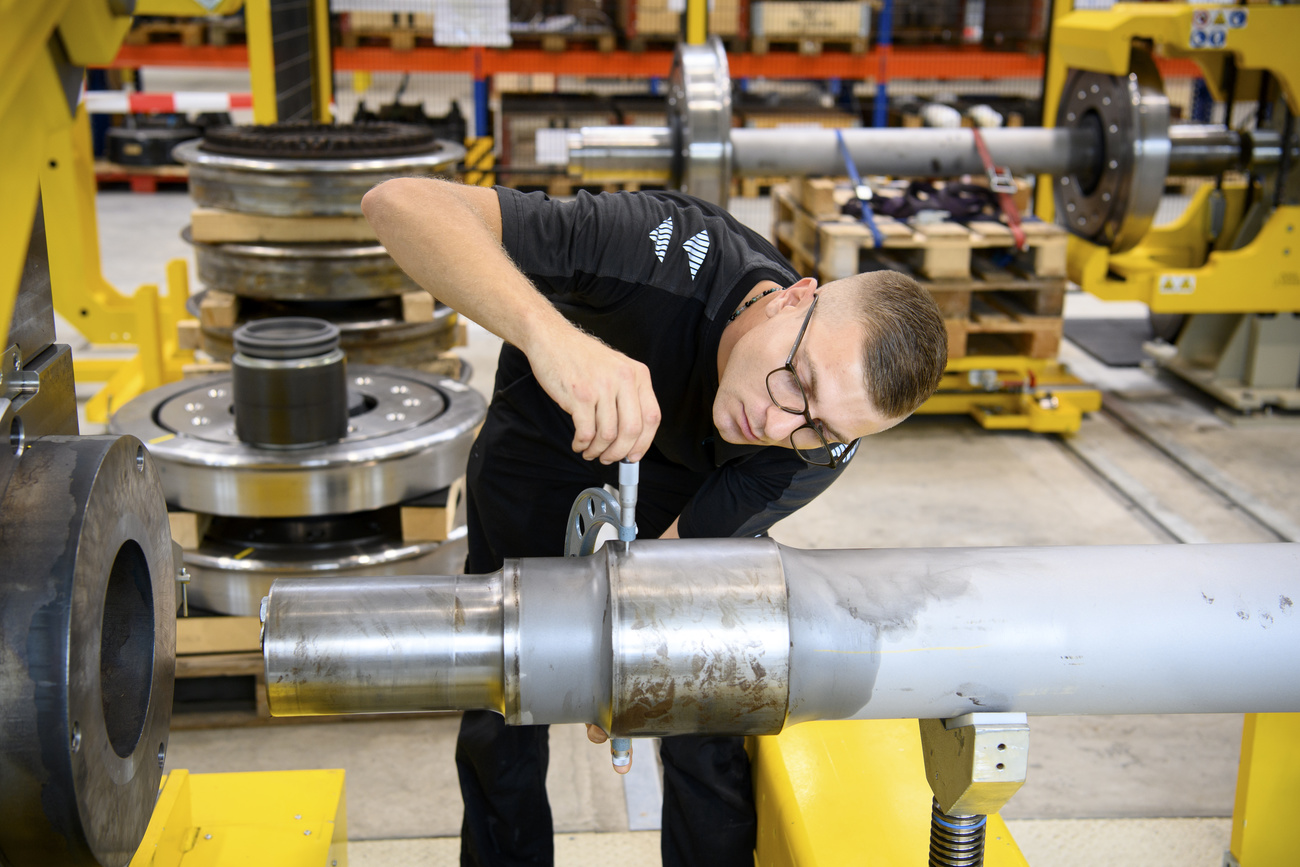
773;179;1068;359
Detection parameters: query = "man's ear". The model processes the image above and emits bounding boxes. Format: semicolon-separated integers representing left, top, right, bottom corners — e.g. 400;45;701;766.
766;277;819;315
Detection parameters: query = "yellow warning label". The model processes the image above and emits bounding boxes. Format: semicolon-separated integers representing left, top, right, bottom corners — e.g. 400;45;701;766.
1158;274;1197;295
1213;10;1226;25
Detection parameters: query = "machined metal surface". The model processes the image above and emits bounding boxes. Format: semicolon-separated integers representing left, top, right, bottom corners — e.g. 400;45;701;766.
231;318;349;448
263;539;1300;733
0;435;175;867
110;364;485;517
1054;48;1171;252
187;230;423;301
668;37;733;205
174;137;465;218
186;527;468;617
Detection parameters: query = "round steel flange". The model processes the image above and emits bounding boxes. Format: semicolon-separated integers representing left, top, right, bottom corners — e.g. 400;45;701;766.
182;520;469;616
0;435;175;867
668;36;733;206
109;364;486;518
185;229;422;301
173;133;465;218
1054;47;1170;253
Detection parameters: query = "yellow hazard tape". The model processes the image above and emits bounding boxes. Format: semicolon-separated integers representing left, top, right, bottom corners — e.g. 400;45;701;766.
462;136;496;187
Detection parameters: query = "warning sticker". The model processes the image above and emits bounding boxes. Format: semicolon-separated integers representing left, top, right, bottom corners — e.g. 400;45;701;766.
1158;274;1197;295
1190;7;1246;49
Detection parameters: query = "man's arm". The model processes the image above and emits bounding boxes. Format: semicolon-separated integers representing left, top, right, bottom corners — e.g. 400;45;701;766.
361;178;660;464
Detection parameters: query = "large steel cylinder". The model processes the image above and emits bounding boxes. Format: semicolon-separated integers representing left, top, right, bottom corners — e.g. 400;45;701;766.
231;317;348;448
263;539;1300;735
0;435;176;867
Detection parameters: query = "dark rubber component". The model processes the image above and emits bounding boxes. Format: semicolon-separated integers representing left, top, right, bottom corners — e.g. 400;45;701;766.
199;122;442;159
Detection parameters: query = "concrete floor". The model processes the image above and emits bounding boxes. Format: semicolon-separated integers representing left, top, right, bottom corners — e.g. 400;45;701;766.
86;190;1300;867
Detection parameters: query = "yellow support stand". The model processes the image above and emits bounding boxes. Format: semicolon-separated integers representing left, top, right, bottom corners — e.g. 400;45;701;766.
245;0;279;124
1228;713;1300;867
914;356;1102;434
751;720;1029;867
130;769;348;867
686;0;708;46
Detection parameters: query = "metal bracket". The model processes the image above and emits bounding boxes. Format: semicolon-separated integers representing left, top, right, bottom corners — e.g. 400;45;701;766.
1;345;40;399
920;712;1030;817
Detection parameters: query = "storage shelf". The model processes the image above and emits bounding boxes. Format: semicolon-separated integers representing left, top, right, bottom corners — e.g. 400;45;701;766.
103;43;1202;81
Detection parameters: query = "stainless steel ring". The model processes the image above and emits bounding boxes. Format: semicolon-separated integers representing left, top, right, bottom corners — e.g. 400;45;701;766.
669;36;733;207
109;365;487;517
1054;47;1171;252
186;228;423;301
174;138;467;217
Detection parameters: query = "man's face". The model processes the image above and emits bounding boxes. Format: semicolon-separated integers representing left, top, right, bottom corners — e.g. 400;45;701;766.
714;290;902;450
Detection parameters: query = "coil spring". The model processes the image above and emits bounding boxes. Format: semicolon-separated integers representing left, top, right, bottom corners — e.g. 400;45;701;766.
928;798;987;867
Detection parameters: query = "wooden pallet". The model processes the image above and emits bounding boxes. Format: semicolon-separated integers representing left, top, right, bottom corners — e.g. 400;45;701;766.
340;12;432;51
94;159;189;193
732;175;790;198
750;35;868;55
511;29;618;53
123;20;206;47
772;184;1065;360
773;185;1066;283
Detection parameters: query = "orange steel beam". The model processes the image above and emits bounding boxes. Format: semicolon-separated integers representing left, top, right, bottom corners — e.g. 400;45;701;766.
103;43;1201;82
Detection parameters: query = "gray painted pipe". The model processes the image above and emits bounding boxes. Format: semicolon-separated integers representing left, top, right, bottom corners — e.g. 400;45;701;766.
262;539;1300;735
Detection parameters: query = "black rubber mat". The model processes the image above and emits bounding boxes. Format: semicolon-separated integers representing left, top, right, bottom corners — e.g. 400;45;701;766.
1064;317;1154;367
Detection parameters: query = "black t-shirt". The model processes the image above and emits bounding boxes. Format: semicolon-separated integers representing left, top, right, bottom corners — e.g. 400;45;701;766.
494;186;859;538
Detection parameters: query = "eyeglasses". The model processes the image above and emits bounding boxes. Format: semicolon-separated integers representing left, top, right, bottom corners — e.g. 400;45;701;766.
764;295;849;469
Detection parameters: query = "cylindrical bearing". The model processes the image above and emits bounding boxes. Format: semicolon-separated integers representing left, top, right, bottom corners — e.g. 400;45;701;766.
232;318;348;448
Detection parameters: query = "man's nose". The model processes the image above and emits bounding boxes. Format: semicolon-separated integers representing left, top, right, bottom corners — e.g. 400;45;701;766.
763;404;805;442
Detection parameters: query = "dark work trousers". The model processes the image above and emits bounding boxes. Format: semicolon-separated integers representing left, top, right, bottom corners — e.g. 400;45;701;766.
456;369;757;867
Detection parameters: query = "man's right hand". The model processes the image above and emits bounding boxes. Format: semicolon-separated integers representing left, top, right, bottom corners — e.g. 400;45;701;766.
527;327;661;465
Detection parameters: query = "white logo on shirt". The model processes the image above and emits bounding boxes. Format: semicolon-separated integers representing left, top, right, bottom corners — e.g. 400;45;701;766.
831;440;860;465
649;217;673;263
682;230;710;279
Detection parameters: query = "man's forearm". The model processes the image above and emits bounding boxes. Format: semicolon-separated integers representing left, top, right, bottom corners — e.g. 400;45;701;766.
360;178;573;356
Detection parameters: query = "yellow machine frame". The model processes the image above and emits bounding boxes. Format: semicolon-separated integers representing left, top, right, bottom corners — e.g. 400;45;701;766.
1038;2;1299;315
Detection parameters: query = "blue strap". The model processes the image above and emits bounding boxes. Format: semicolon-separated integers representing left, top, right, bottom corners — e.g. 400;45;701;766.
835;129;885;249
932;813;988;832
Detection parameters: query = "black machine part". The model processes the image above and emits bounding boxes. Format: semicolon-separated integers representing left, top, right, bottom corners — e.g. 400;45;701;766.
199;121;443;159
231;317;349;448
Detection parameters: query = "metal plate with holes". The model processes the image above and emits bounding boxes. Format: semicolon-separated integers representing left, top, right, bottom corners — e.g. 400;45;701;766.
1054;48;1170;253
186;229;422;301
669;36;733;207
109;365;486;517
173;138;466;217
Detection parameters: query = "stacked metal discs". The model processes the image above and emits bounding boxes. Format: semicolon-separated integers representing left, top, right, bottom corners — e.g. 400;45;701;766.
175;122;466;368
111;316;487;616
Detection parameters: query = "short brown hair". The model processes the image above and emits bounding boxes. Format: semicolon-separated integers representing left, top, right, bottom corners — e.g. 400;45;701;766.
819;271;948;419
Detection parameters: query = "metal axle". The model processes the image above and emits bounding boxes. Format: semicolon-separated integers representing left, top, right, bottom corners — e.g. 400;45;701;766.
263;539;1300;735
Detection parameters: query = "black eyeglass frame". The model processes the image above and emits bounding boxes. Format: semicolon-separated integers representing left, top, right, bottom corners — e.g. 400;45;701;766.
764;294;847;469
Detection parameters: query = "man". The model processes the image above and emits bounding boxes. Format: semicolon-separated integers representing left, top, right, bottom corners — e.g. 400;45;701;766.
362;179;948;867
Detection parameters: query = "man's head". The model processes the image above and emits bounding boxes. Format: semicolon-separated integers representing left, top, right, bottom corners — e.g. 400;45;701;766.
714;271;947;455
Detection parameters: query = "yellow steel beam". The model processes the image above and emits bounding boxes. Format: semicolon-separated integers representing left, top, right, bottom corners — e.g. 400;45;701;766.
135;0;245;13
751;720;1029;866
312;0;334;122
686;0;708;46
1230;713;1300;867
245;0;279;124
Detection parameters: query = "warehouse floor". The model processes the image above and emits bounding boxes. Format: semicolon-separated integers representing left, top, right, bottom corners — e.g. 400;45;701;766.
84;189;1299;867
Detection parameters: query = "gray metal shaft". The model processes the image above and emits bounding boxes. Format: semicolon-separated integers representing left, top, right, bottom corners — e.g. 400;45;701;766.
568;124;1244;182
731;126;1095;177
263;539;1300;734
